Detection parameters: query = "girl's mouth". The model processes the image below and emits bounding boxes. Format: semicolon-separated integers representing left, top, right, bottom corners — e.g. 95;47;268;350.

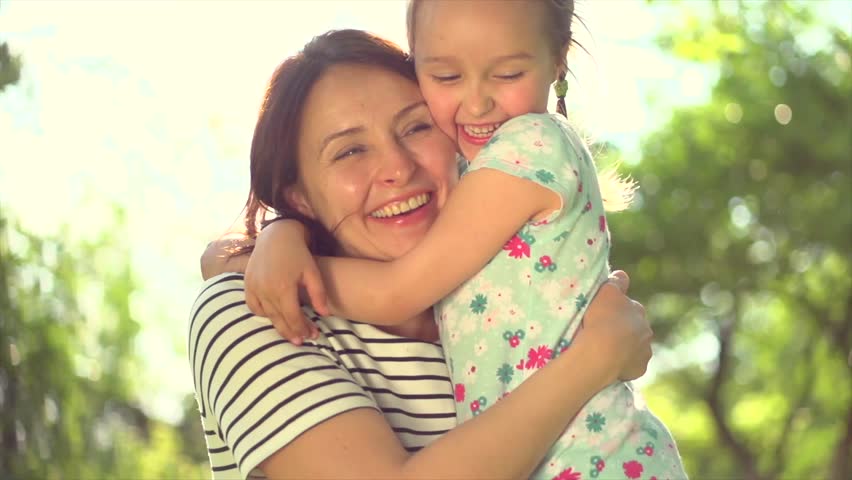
458;122;502;146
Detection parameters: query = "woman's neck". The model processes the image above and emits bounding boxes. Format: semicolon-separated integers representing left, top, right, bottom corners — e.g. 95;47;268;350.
376;308;439;342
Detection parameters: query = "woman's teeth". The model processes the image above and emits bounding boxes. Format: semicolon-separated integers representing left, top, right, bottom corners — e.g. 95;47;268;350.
370;193;431;218
462;123;501;138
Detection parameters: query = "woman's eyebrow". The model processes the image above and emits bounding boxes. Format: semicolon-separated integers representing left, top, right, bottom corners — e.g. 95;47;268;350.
393;101;428;123
319;126;365;155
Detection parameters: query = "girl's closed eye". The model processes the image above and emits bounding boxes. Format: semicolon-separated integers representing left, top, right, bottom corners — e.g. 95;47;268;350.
494;71;524;81
430;73;460;83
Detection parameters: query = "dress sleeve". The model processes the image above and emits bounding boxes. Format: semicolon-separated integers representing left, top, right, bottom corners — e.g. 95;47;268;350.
188;274;378;478
467;113;591;222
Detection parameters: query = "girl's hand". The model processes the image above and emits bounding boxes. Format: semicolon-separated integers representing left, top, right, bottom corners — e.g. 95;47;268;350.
245;220;329;345
576;270;653;383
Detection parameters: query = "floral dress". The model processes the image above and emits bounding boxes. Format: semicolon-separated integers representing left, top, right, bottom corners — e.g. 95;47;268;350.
436;113;687;479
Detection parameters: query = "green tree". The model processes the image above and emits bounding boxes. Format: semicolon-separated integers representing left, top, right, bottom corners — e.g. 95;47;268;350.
609;1;851;479
0;210;209;479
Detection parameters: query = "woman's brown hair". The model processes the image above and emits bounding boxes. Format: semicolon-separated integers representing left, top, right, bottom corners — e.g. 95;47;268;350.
244;29;417;255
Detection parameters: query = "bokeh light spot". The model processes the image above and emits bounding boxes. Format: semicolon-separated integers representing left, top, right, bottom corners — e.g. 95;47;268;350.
774;104;792;125
725;102;743;123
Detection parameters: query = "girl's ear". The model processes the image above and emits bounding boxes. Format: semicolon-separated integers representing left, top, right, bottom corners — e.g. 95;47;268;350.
284;184;316;219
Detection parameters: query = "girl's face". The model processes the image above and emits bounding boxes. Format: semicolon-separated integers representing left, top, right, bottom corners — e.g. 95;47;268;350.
413;0;562;161
291;64;458;261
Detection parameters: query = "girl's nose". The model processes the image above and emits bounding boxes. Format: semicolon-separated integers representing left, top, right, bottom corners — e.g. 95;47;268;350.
465;84;494;118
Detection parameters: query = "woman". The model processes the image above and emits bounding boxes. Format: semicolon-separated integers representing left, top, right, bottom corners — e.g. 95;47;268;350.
191;29;652;479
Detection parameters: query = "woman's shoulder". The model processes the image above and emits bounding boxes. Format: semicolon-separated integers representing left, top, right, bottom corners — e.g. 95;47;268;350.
189;273;444;361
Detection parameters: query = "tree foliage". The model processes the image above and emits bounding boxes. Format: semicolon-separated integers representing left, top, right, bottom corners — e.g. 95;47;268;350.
608;1;851;479
0;8;205;476
0;210;208;479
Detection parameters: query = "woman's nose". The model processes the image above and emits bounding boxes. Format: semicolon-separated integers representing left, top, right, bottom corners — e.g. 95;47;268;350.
377;142;417;186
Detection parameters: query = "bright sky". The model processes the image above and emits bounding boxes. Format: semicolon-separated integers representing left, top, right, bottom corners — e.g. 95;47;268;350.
0;0;847;422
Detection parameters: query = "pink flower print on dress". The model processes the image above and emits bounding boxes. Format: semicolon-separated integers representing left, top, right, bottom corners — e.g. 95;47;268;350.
599;215;607;232
578;181;583;193
503;235;531;259
535;255;558;273
552;467;582;480
583;199;592;213
503;329;525;348
525;345;553;369
454;383;465;402
469;396;488;416
623;460;644;479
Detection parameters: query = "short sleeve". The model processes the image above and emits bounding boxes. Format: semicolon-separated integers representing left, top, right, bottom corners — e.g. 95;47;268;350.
189;274;378;478
467;113;589;223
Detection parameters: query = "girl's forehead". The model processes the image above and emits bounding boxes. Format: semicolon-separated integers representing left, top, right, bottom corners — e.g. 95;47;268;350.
413;0;551;57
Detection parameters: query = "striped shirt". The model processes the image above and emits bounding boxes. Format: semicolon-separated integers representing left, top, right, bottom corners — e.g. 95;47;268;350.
189;274;457;479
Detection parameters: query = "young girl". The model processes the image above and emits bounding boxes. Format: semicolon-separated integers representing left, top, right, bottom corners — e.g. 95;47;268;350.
238;1;686;478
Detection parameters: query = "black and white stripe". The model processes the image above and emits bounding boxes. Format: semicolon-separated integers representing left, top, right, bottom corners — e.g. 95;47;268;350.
189;274;456;479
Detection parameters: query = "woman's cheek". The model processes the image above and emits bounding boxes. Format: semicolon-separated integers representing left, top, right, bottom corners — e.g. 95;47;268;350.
328;166;372;213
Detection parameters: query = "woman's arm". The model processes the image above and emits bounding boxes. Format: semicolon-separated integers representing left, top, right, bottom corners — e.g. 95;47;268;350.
318;167;559;324
259;275;652;479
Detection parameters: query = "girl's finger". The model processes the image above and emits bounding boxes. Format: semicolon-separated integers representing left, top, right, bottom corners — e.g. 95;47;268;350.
608;270;630;294
304;269;330;317
279;290;310;343
246;292;266;317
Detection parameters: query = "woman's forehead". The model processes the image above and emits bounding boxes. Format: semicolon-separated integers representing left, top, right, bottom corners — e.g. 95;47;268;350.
300;65;422;141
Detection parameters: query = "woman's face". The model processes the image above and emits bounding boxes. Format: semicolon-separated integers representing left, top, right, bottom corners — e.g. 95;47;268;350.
290;64;458;260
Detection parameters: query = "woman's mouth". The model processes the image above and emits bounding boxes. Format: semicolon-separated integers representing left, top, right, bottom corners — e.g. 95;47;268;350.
369;193;431;219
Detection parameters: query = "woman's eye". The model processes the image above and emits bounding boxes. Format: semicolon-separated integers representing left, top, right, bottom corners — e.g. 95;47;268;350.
431;74;460;83
495;72;524;80
333;146;365;161
404;122;432;136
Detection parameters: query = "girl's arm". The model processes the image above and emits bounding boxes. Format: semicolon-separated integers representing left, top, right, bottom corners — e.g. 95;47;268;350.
200;219;326;344
200;232;253;280
317;167;559;324
259;276;652;479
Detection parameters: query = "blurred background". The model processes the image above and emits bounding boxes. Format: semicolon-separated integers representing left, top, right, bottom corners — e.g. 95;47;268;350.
0;0;849;478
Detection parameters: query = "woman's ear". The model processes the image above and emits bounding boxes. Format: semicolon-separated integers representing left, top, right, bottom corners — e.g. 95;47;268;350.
284;184;316;219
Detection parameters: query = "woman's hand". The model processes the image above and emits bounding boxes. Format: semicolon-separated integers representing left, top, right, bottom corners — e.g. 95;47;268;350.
245;220;329;345
575;270;653;383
